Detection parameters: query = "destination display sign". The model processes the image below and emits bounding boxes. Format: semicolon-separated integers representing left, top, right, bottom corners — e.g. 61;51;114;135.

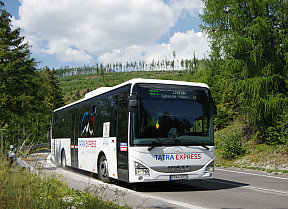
147;89;198;100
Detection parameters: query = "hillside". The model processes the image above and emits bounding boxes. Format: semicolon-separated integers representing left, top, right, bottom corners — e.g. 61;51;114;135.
58;70;199;104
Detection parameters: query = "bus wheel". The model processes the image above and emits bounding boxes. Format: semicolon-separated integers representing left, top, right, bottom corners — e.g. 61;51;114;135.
98;155;111;183
61;150;67;169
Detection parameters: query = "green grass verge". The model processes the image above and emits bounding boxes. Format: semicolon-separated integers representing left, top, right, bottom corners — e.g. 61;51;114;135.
0;154;129;208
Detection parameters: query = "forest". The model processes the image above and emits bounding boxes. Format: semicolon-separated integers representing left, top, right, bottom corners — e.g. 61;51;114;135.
1;0;287;160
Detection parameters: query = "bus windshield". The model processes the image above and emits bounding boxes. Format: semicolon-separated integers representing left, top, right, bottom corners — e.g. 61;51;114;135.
131;83;214;147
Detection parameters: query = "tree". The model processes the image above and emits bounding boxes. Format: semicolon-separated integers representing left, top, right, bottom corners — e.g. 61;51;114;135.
172;50;176;73
39;67;64;110
201;0;288;143
0;2;39;152
0;3;65;151
100;63;105;84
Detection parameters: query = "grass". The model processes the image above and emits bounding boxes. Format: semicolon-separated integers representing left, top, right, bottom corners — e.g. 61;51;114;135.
0;154;129;208
214;121;288;175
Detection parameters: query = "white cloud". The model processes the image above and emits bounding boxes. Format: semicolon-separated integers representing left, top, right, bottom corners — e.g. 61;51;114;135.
168;0;204;17
14;0;175;63
13;0;208;66
170;29;210;59
60;48;93;63
98;30;210;64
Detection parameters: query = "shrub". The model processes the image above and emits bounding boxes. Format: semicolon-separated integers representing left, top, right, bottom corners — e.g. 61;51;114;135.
215;127;246;159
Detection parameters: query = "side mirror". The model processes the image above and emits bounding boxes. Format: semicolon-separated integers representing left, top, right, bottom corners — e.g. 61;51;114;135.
128;95;138;112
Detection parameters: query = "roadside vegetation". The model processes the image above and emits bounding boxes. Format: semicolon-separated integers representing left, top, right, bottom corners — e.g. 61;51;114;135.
0;154;129;208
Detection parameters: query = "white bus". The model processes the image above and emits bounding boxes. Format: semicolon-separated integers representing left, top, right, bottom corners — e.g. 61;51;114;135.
51;78;216;183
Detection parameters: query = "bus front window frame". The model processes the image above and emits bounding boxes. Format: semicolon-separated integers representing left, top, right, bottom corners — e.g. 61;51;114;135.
130;83;214;148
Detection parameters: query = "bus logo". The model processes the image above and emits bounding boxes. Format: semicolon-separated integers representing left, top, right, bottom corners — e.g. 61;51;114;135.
81;112;94;136
173;147;183;153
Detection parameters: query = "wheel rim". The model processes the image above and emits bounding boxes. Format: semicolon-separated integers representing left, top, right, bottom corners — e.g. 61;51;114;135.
100;159;108;177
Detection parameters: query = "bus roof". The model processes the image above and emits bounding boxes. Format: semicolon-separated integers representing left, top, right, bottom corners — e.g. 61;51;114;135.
54;78;209;112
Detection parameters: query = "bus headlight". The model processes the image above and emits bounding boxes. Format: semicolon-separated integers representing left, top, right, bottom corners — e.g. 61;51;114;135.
135;162;149;175
205;160;214;172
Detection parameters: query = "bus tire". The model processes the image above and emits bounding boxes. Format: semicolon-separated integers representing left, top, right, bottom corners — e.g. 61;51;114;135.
61;150;67;169
98;155;111;183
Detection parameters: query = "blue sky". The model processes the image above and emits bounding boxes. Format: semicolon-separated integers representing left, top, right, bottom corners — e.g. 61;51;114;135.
3;0;209;69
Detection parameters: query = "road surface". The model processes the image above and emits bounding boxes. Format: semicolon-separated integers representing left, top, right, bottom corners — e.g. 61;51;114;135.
21;152;288;209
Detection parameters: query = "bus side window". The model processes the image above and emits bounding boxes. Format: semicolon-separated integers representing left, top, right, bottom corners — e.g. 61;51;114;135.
109;96;117;137
94;103;102;137
117;92;129;142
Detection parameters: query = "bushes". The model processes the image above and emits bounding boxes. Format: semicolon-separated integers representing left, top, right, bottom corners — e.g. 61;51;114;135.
215;126;246;159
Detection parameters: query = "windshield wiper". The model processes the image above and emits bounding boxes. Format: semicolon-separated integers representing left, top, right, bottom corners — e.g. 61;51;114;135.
147;138;177;151
147;138;210;151
192;142;210;150
147;142;162;151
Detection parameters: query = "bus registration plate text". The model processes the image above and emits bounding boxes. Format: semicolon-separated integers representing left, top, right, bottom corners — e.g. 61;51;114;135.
170;174;188;180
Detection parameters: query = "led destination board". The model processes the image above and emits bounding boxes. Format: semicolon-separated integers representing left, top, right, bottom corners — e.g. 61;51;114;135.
147;89;198;100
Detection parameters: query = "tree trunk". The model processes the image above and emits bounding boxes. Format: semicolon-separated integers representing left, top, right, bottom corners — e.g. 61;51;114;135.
23;123;26;143
1;128;4;154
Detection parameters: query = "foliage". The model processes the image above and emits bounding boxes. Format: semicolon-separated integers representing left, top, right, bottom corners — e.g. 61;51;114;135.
0;4;37;122
215;125;246;159
201;0;288;143
214;107;234;130
3;67;65;149
0;2;36;152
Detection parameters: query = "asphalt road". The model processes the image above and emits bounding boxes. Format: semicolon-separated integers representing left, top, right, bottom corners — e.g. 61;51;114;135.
22;153;288;209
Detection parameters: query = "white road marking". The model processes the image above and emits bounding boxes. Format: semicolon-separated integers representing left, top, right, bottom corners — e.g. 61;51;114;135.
139;194;208;209
244;185;288;196
216;168;288;180
206;178;288;196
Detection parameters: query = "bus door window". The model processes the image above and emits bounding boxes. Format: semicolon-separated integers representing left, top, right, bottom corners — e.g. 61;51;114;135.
116;91;129;182
71;112;79;167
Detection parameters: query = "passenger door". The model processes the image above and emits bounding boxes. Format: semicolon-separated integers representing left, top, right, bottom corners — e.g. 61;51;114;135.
116;91;129;182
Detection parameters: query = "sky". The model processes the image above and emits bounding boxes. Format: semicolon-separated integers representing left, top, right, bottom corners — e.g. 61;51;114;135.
3;0;210;69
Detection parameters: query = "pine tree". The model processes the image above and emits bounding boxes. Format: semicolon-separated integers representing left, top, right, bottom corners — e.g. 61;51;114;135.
0;2;38;152
201;0;288;143
39;67;64;110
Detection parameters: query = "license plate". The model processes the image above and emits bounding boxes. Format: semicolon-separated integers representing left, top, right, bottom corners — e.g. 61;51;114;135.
170;174;188;180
